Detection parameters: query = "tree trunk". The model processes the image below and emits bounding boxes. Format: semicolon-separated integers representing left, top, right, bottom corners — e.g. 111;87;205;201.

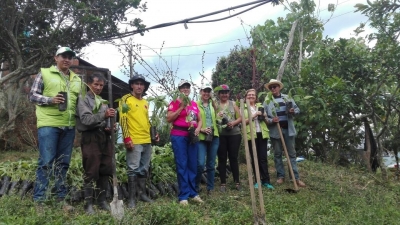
276;20;298;81
0;78;27;146
298;25;303;78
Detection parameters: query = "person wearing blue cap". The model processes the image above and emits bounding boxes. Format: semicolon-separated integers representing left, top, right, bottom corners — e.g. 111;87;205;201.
29;46;81;212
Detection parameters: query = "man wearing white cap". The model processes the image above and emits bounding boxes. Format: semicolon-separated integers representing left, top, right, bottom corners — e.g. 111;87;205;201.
29;47;81;211
264;79;306;187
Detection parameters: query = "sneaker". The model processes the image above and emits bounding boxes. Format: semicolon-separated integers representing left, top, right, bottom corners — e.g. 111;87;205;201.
220;185;226;192
254;183;259;189
179;200;188;205
57;198;75;213
296;180;306;187
276;178;284;184
191;195;204;204
35;202;45;214
262;183;274;190
235;183;241;191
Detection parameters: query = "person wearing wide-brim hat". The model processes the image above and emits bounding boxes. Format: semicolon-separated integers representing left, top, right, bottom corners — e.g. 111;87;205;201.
215;84;242;192
120;74;157;208
264;79;306;187
167;79;204;205
195;84;220;195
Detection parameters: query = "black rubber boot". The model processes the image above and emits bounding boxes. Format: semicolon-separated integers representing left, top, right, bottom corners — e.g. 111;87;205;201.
137;177;154;203
84;185;95;215
97;176;111;211
127;176;137;208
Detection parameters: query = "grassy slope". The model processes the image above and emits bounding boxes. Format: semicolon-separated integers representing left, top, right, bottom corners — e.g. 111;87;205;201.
0;153;399;225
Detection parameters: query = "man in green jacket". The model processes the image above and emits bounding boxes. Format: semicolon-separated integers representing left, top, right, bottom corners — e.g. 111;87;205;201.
29;47;82;212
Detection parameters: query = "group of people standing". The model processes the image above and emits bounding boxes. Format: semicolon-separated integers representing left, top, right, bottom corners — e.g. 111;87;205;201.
28;46;305;212
29;47;156;214
167;79;306;205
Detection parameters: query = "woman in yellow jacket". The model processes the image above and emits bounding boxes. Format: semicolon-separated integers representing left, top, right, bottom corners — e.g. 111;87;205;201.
243;89;274;189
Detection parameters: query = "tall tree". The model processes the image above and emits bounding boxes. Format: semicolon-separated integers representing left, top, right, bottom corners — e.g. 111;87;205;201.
355;0;400;175
211;46;256;99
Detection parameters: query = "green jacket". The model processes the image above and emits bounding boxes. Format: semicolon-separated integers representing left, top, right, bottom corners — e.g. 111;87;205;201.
197;99;219;140
36;66;81;128
243;102;269;140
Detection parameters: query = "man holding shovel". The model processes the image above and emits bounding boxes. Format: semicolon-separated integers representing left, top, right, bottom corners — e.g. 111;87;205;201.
264;79;306;187
120;74;156;208
76;73;116;214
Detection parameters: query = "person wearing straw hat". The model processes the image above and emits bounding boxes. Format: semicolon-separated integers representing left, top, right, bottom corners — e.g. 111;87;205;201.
29;46;81;212
264;79;306;187
167;79;204;205
195;84;220;195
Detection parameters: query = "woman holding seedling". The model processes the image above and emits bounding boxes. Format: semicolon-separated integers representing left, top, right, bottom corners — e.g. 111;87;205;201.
243;89;274;190
167;79;204;205
195;84;220;195
215;84;242;192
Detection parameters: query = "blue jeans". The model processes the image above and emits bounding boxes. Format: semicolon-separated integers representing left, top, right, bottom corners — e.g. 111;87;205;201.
126;143;152;177
33;127;75;201
196;137;219;191
271;128;300;180
170;135;198;201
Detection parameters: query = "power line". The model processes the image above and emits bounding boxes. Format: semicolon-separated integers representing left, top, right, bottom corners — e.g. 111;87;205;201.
140;38;249;50
139;51;232;58
99;0;279;40
331;10;355;19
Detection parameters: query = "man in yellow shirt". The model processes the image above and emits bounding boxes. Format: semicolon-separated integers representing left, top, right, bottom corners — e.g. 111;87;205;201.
120;74;154;208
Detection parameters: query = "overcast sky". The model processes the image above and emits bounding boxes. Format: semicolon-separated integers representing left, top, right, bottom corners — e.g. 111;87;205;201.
81;0;369;87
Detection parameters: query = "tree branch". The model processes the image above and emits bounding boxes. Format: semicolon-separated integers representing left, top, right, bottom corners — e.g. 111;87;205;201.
276;19;298;81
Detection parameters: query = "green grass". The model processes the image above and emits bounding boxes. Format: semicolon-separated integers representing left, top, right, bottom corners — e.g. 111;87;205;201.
0;156;399;224
0;149;37;163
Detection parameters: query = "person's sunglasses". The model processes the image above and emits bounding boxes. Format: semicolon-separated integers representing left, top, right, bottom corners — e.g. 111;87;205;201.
59;54;74;60
269;85;279;90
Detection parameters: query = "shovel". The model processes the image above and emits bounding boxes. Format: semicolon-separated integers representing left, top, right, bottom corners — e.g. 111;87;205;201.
276;124;299;193
107;70;124;220
240;99;266;225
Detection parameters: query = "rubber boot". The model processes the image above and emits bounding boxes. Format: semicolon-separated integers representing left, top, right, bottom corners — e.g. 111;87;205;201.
97;176;111;211
137;177;154;203
84;185;95;215
127;176;137;208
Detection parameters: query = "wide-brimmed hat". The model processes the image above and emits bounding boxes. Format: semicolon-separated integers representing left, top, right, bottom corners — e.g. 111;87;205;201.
200;84;212;91
178;79;191;89
56;47;76;57
129;74;150;93
264;79;284;90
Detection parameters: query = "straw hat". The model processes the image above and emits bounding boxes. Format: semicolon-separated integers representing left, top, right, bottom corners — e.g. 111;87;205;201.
264;79;284;90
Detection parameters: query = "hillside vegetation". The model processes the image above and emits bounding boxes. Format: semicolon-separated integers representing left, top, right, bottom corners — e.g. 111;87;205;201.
0;155;399;225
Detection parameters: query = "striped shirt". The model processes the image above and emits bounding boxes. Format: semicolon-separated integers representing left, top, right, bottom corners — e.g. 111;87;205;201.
273;95;289;128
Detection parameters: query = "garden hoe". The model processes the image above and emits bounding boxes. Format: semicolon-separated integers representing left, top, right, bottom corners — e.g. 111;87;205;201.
276;124;299;193
107;71;124;220
240;99;266;225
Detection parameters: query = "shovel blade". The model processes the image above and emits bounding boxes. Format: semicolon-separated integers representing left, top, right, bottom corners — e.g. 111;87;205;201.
284;188;299;194
110;198;124;220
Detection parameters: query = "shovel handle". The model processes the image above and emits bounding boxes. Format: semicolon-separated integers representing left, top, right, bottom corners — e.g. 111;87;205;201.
277;124;298;191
